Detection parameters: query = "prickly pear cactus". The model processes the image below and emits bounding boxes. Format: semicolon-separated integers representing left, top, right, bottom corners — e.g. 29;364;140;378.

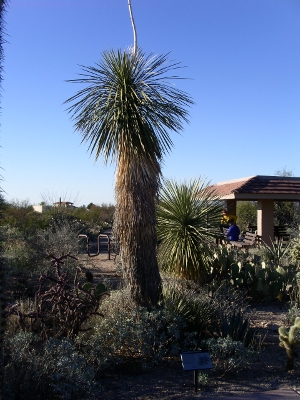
228;263;240;284
251;266;285;301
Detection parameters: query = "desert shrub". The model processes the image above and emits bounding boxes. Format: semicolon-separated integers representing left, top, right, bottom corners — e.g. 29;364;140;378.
0;226;43;299
163;277;252;345
2;226;43;275
289;238;300;267
284;268;300;322
81;288;197;373
161;274;256;346
162;278;220;337
43;275;247;384
47;206;87;236
38;220;83;259
4;298;35;336
2;216;87;291
73;203;114;226
1;200;49;237
0;200;115;240
201;336;256;377
288;271;300;309
6;254;108;340
284;305;300;327
48;203;115;240
1;201;114;287
3;331;99;399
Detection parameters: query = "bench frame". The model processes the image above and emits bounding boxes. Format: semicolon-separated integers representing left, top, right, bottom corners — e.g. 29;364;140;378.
230;232;258;249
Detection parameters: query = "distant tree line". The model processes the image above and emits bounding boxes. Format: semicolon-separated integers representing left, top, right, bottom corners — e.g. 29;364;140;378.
0;199;115;239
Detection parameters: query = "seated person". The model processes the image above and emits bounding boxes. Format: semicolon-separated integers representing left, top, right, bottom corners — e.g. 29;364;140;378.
226;219;240;241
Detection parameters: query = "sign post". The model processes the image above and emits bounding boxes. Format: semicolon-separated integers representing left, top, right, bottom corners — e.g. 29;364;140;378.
181;351;212;393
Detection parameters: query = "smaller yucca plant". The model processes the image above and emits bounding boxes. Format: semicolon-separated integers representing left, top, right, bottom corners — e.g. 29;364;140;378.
278;317;300;370
157;178;222;283
261;238;290;267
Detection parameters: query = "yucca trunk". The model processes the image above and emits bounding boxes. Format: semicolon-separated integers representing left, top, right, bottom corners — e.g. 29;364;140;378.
114;152;162;308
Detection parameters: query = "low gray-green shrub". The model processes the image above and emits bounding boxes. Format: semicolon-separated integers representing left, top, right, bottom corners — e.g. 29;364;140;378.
81;281;255;376
284;304;300;326
1;223;84;307
201;336;256;377
81;288;198;373
3;331;99;399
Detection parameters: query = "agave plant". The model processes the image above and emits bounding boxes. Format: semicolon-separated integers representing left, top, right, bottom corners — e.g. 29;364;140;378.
157;178;222;283
163;280;219;335
260;238;291;267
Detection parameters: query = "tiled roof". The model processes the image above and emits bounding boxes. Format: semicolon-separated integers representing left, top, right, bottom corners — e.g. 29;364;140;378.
210;176;300;199
210;176;254;197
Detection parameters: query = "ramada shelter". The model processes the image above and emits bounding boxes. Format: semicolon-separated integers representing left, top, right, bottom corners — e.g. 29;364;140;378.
210;175;300;245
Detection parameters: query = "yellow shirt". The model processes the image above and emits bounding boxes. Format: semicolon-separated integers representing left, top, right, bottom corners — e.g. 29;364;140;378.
221;214;237;224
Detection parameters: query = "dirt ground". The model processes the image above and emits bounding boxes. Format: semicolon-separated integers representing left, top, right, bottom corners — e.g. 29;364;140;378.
78;253;300;399
77;252;121;287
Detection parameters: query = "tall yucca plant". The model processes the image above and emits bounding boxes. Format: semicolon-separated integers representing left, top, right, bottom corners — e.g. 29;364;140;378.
65;49;193;307
157;178;222;283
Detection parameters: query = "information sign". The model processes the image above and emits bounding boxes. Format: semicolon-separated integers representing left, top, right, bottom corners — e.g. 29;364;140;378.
181;351;212;371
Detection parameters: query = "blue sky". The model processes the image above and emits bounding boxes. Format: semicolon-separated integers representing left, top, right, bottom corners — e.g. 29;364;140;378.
1;0;299;206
